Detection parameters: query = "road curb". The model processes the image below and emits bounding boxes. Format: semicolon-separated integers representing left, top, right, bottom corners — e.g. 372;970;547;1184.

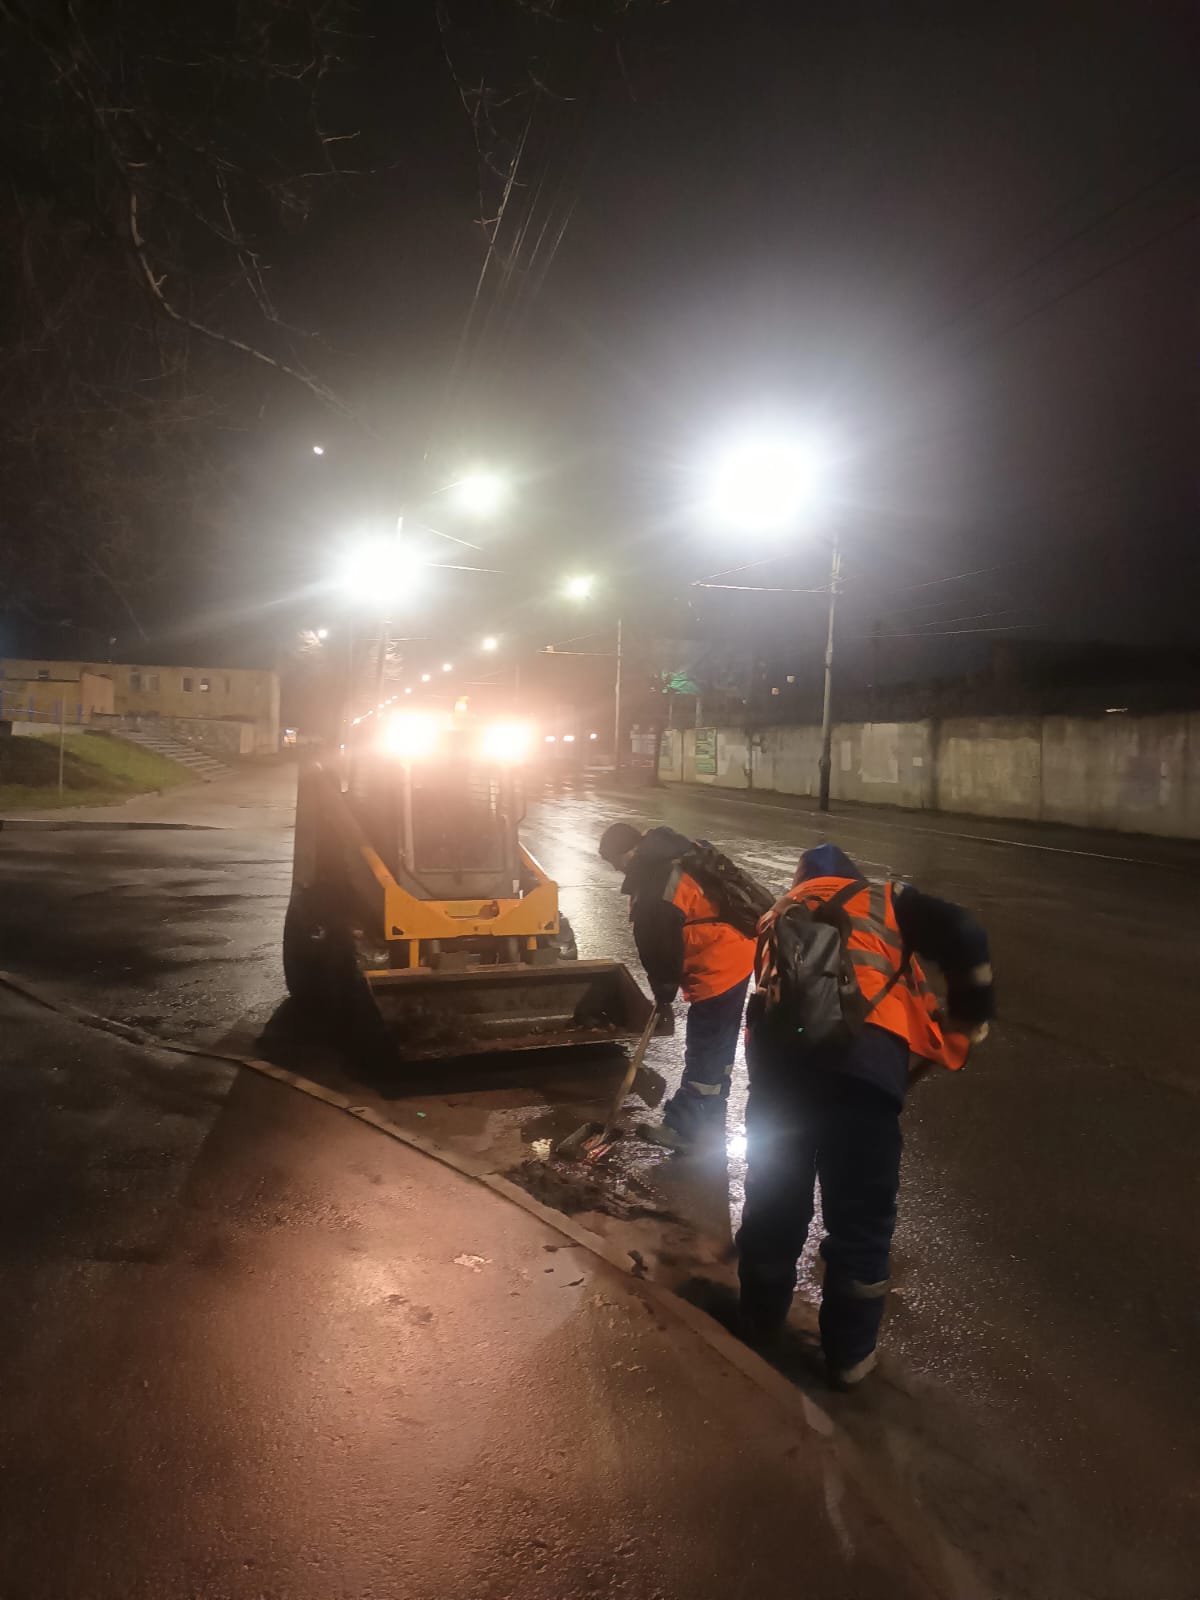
0;818;220;831
0;965;981;1600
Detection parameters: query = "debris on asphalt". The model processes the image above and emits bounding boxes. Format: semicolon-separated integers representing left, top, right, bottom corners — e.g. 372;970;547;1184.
511;1157;685;1225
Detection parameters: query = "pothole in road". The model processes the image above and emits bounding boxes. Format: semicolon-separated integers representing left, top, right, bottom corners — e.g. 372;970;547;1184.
510;1154;688;1225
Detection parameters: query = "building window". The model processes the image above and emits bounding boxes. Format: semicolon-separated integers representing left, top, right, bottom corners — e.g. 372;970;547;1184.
224;676;232;695
199;676;211;693
182;676;194;693
130;671;142;693
146;672;160;693
36;669;50;681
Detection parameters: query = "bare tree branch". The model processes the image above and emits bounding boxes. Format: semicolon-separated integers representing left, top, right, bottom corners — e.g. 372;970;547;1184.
126;192;365;424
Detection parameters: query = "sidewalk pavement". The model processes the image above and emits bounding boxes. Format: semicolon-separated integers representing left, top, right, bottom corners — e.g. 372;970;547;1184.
0;759;297;831
0;985;938;1600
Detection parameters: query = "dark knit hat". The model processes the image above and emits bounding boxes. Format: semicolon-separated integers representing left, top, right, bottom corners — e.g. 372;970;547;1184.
599;821;644;866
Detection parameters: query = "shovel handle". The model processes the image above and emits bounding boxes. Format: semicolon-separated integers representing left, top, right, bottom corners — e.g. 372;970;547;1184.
598;1004;659;1139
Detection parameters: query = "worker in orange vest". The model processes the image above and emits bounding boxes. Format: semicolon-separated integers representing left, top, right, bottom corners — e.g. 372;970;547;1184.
738;842;994;1387
600;822;756;1151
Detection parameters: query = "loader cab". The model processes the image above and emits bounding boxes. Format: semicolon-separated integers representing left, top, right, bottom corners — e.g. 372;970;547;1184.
406;740;525;900
346;713;531;900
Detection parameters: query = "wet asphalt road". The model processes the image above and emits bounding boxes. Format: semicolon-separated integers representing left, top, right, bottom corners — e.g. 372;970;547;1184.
2;767;1200;1597
0;987;934;1600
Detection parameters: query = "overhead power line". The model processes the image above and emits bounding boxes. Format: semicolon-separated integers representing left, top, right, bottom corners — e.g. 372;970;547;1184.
900;562;1019;593
927;166;1192;349
901;607;1025;629
694;582;831;594
868;623;1034;639
962;202;1200;350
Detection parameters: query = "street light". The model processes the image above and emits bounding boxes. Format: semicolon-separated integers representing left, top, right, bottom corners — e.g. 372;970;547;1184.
452;468;509;518
337;538;421;610
481;635;499;652
703;426;838;810
563;574;594;602
442;662;453;673
705;433;827;533
312;444;325;456
316;626;329;641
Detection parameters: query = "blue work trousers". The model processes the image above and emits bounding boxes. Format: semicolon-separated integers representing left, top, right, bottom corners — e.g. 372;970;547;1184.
682;976;750;1095
736;1057;902;1368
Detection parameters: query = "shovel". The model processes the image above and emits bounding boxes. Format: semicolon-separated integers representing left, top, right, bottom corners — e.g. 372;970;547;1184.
555;1005;660;1162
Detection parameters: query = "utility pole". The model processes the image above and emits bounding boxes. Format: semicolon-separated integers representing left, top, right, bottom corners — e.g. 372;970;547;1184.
817;531;842;813
613;617;624;773
373;617;389;707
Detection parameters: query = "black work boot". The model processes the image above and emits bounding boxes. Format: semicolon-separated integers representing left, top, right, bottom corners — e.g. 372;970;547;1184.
638;1085;726;1153
825;1349;879;1390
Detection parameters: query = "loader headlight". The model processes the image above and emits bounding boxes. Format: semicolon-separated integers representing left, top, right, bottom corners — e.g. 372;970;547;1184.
479;720;533;764
380;712;440;761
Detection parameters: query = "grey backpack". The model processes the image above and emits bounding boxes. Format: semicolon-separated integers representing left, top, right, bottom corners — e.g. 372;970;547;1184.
750;881;906;1049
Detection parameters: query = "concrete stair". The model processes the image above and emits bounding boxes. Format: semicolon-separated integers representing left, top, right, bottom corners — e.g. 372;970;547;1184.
114;728;233;782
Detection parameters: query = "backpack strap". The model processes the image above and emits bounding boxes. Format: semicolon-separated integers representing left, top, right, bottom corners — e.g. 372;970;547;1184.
669;854;727;929
808;878;911;1019
756;877;864;977
815;879;866;918
861;945;912;1019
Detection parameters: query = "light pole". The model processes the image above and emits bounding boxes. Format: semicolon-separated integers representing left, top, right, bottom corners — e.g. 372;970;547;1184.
613;616;624;774
816;531;841;813
559;574;624;769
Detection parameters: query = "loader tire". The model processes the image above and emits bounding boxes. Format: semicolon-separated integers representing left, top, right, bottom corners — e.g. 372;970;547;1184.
556;915;579;961
283;888;356;1011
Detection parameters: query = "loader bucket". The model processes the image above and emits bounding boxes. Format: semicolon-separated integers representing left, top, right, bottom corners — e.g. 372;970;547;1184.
364;959;654;1060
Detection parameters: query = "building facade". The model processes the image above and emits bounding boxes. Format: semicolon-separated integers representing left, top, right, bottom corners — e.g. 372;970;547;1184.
0;660;280;752
0;668;115;728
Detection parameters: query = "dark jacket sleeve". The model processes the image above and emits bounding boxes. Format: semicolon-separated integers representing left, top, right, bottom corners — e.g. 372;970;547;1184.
892;884;995;1027
631;895;685;1004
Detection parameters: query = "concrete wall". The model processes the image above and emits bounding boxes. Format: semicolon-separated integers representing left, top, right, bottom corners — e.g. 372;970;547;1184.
1039;714;1198;837
669;727;754;788
935;717;1043;821
659;712;1200;840
1;659;279;751
109;714;257;757
5;722;95;739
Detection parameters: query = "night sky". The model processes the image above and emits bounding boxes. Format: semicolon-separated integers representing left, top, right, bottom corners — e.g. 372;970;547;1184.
2;0;1197;686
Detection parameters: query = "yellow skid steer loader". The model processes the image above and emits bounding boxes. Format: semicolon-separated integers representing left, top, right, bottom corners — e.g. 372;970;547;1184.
284;710;652;1060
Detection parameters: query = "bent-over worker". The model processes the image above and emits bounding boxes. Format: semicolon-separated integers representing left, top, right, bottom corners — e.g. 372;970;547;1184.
737;842;994;1387
599;822;755;1152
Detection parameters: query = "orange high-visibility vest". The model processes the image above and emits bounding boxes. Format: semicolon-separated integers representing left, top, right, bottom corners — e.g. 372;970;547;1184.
771;876;969;1070
662;864;756;1003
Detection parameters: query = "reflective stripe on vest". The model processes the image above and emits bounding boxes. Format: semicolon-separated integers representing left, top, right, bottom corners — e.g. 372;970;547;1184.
784;875;969;1071
663;863;756;1004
